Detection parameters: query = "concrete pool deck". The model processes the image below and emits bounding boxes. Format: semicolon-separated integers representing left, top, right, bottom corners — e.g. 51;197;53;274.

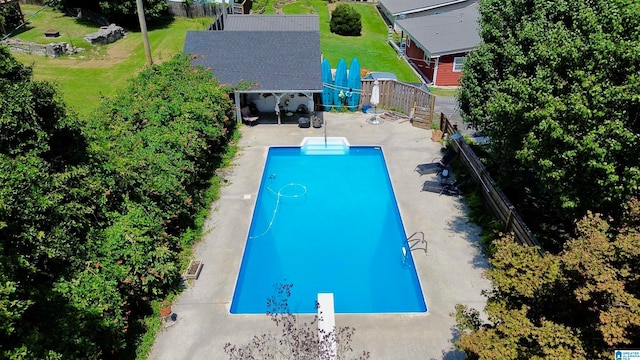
148;111;490;360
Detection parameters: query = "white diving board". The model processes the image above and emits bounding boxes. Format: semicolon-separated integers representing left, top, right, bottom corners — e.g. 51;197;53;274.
317;293;337;360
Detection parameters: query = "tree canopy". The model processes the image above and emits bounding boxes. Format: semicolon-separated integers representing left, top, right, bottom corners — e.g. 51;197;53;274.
0;48;236;358
330;4;362;37
457;0;640;234
52;0;169;25
455;198;640;359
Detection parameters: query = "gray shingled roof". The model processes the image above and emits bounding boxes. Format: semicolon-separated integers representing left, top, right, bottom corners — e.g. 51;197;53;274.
380;0;467;15
183;30;322;92
396;2;480;56
223;14;320;31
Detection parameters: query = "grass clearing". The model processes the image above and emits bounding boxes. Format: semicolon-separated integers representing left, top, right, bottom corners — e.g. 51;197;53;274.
281;0;419;82
15;5;102;47
10;2;421;116
11;6;204;117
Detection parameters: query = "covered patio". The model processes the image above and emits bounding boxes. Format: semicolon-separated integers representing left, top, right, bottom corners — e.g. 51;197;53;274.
241;108;324;126
183;15;323;125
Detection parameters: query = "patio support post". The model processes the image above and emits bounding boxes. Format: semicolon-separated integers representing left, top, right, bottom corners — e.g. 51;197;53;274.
234;92;242;124
274;93;285;125
304;92;313;112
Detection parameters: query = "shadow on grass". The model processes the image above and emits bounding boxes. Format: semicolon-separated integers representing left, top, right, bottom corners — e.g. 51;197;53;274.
7;25;35;37
125;15;177;32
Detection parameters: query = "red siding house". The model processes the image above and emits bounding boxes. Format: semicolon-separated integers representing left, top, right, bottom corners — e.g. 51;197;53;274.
396;1;480;86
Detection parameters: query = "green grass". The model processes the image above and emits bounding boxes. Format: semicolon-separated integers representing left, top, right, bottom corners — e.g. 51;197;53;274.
15;5;102;47
11;6;204;117
11;2;420;116
428;87;459;97
281;0;419;82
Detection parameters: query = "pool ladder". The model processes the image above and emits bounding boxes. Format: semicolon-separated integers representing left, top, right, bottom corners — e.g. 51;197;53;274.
402;231;427;264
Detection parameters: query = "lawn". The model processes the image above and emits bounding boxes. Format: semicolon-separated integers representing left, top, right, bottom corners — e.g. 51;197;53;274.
282;0;419;83
10;2;421;116
13;5;102;48
11;5;206;116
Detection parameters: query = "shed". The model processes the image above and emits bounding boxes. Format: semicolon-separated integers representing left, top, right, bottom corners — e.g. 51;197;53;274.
183;15;322;125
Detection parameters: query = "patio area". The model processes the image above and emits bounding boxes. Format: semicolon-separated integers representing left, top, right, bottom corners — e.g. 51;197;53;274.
148;111;489;360
243;110;324;126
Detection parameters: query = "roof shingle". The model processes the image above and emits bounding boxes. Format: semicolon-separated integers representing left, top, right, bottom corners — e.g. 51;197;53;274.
183;30;322;92
223;14;320;31
380;0;466;15
396;2;480;56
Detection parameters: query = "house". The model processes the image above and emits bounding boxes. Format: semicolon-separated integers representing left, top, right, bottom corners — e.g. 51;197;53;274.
183;15;322;124
395;1;480;86
378;0;470;28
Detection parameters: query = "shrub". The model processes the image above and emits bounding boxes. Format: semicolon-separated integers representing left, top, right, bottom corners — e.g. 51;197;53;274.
330;4;361;36
224;283;370;360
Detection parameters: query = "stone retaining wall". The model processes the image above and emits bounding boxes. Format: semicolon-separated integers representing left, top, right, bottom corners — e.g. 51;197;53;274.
1;39;74;57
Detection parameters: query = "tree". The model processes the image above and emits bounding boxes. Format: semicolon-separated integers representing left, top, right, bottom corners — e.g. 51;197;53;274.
454;198;640;359
224;283;370;360
0;2;23;35
0;49;236;358
0;45;104;359
330;4;361;36
457;0;640;233
52;0;169;25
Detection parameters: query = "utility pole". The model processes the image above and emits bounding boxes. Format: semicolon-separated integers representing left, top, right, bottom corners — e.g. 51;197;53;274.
136;0;153;66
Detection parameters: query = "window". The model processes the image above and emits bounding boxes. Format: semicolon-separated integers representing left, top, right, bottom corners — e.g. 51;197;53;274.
453;56;466;72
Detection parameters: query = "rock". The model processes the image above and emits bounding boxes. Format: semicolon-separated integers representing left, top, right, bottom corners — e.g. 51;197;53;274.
84;24;126;45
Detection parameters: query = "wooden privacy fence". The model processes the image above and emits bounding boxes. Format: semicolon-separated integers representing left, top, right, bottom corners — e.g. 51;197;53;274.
360;79;435;125
440;113;544;255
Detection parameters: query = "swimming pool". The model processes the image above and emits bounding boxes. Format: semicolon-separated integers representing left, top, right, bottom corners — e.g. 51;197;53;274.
230;142;427;314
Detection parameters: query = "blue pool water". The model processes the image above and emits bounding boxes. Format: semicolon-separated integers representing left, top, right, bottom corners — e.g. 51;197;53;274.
230;146;427;314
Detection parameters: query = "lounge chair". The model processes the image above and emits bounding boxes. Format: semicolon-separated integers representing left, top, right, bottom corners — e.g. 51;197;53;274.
421;175;470;196
241;106;259;126
415;149;457;175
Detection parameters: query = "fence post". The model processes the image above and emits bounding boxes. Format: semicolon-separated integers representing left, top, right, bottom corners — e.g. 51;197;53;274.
504;207;514;231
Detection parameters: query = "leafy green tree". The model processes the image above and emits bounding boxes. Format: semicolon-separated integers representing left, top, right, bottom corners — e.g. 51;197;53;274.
455;198;640;359
52;0;169;25
457;0;640;232
0;2;23;35
1;48;236;358
78;55;235;356
0;46;105;358
330;4;361;36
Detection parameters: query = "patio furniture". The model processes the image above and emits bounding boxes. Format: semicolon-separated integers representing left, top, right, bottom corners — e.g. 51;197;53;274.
241;106;259;126
298;117;310;128
415;149;456;175
421;175;470;196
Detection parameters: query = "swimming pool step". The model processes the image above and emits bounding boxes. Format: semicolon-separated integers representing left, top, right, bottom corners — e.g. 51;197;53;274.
301;144;349;155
